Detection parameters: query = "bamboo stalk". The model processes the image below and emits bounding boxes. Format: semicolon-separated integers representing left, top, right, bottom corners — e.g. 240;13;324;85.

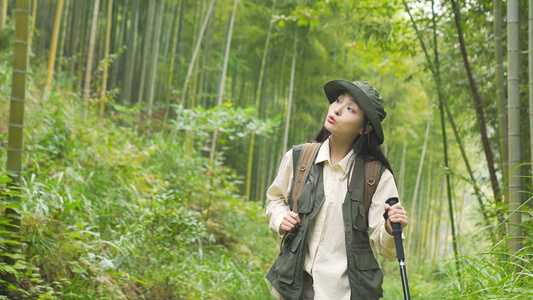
529;0;533;189
100;0;113;117
5;0;30;271
27;0;37;59
146;0;165;117
494;0;508;202
245;0;276;201
507;0;522;254
43;0;64;97
137;0;154;106
210;0;239;162
0;0;7;29
83;0;101;119
179;0;216;106
281;26;298;155
122;0;139;104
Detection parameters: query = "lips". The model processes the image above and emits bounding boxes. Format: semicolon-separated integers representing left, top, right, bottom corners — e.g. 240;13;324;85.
327;115;336;123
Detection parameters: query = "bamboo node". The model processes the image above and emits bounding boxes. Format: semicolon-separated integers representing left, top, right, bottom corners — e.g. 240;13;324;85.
10;97;25;103
13;39;29;45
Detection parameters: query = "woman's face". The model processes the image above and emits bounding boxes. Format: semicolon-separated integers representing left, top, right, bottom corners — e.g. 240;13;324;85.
324;92;367;143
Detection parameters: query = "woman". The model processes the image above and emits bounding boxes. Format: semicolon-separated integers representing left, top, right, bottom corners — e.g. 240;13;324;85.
265;80;408;300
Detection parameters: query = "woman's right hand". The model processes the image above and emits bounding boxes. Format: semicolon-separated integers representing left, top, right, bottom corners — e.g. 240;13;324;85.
280;211;301;234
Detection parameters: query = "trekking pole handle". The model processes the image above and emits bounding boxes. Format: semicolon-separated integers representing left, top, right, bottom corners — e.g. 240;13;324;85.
385;198;402;234
384;197;405;261
384;197;411;300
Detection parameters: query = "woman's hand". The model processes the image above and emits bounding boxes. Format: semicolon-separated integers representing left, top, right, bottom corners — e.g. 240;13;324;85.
384;203;408;235
280;211;301;234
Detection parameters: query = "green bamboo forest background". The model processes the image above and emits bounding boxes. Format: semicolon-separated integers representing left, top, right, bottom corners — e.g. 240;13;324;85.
0;0;532;299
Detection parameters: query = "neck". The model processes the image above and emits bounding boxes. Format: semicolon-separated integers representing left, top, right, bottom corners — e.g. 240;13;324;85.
329;135;355;165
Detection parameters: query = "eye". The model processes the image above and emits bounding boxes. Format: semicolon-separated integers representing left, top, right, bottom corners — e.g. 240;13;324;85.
336;98;341;103
347;106;355;112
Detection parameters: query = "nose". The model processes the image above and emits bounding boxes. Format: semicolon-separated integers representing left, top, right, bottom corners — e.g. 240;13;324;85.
333;105;341;116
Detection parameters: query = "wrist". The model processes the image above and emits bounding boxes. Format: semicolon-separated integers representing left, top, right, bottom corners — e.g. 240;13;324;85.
385;221;393;236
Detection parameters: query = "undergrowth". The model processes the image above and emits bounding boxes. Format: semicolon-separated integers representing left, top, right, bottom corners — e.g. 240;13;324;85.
0;72;278;298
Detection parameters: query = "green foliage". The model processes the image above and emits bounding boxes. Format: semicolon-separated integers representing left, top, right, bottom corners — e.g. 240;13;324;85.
0;83;278;298
1;0;532;298
172;103;279;151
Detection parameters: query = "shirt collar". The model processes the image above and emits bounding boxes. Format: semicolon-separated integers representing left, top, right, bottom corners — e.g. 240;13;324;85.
316;138;355;176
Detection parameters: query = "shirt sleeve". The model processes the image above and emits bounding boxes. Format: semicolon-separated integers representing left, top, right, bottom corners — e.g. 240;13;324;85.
368;169;404;261
265;149;294;236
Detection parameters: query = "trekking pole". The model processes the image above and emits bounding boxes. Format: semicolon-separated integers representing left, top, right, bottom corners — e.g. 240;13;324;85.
385;197;411;300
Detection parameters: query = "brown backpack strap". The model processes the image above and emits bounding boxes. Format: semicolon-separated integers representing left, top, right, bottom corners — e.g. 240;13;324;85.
279;142;321;256
291;142;321;213
364;160;382;217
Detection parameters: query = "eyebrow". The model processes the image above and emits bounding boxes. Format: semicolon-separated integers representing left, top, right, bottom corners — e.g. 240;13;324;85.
340;92;357;104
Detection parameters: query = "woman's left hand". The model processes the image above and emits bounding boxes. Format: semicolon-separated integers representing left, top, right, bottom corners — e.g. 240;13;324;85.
384;202;408;235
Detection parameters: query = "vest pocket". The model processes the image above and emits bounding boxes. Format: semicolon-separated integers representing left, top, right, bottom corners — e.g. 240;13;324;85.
296;175;315;214
352;201;368;231
356;252;379;270
277;234;302;284
355;252;384;298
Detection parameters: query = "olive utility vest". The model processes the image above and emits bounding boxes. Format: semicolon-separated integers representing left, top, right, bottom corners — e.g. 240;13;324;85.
266;144;386;300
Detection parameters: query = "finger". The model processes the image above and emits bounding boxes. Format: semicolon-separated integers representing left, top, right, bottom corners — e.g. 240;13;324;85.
294;214;302;225
389;203;403;210
284;216;297;226
282;221;294;231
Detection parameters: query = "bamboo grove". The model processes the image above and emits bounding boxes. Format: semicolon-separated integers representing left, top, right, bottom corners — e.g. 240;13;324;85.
0;0;532;298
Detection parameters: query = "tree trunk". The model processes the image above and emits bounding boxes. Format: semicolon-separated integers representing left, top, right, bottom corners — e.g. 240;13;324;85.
137;0;155;106
110;0;128;93
43;0;64;97
27;0;37;59
210;0;239;162
281;26;298;154
68;0;82;88
83;0;101;118
57;0;70;73
0;0;7;29
4;0;30;278
157;1;177;104
122;0;139;104
164;0;185;127
528;0;533;187
407;113;431;257
146;0;165;117
507;0;522;254
431;178;446;276
398;141;407;201
403;0;460;276
245;0;276;200
179;0;216;106
449;0;500;203
494;0;508;201
197;3;214;108
100;0;113;117
443;100;489;223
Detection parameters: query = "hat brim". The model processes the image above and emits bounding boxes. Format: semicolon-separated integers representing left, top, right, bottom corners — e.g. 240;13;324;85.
323;80;384;144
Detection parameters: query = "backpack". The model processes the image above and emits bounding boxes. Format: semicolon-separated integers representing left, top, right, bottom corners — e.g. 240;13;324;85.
279;142;383;255
292;142;382;220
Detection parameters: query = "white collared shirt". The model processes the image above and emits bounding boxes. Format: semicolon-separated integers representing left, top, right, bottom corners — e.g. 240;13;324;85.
266;140;400;299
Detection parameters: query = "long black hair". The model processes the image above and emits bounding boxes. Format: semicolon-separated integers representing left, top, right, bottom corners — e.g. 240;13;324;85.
313;116;394;175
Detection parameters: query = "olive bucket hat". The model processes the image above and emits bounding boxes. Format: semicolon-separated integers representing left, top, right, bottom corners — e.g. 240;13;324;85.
324;79;387;144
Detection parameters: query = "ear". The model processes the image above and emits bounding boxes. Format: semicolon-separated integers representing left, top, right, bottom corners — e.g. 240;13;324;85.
364;124;373;134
